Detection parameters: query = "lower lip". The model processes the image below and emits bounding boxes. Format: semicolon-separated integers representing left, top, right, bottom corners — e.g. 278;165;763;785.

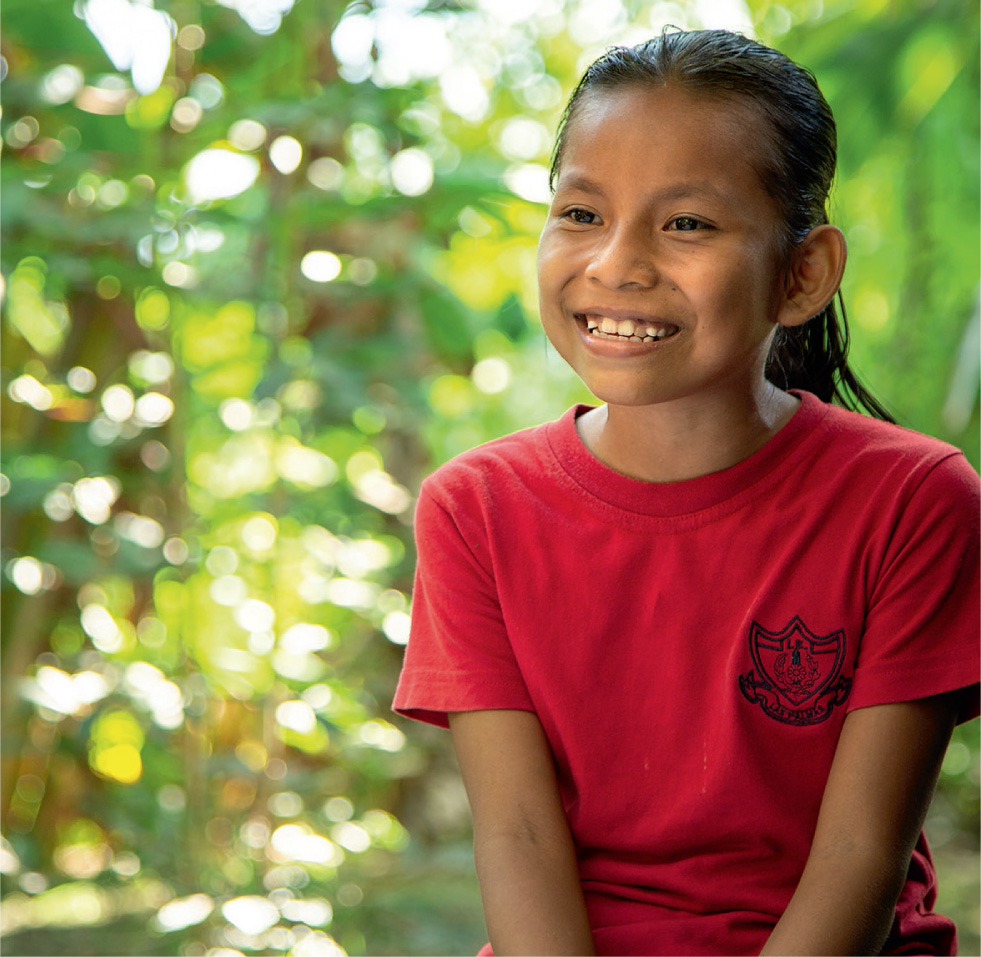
576;319;680;356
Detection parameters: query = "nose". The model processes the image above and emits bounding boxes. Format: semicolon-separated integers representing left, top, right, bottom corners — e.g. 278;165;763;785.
584;220;658;289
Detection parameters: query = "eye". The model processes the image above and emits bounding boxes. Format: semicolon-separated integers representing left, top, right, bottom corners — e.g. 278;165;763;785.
667;216;707;232
560;207;598;225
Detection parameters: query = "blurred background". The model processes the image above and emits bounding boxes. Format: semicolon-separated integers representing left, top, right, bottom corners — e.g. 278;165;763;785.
1;0;978;954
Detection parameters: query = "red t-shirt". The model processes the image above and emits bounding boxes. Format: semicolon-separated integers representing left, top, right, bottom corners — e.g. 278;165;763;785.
393;392;980;956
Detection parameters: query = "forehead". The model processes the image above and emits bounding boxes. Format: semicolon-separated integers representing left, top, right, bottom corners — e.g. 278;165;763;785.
557;84;773;199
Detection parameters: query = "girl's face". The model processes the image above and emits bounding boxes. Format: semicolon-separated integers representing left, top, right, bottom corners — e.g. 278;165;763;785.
538;84;791;410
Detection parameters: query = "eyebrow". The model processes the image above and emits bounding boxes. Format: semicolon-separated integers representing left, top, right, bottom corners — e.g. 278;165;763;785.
554;173;731;206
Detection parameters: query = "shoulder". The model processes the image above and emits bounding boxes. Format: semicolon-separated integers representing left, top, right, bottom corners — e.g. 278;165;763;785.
778;395;979;550
411;414;573;558
808;398;979;497
420;411;573;507
795;401;980;577
817;399;959;462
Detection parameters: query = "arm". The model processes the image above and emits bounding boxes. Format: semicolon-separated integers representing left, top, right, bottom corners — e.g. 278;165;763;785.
449;709;595;956
760;691;963;956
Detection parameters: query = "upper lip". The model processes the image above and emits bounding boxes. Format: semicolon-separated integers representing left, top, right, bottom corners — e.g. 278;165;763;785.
572;305;678;325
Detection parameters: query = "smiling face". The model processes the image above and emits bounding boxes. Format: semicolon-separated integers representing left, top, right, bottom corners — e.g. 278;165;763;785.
538;83;794;410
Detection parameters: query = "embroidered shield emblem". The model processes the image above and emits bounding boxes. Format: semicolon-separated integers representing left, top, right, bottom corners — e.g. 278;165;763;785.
739;616;851;726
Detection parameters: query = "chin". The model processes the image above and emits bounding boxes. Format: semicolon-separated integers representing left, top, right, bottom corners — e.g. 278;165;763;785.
582;381;675;408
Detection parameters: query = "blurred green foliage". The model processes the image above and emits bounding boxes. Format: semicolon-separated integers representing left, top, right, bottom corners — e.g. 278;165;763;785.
1;1;978;955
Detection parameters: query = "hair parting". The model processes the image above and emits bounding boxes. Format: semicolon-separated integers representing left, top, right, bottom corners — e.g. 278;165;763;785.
551;27;893;422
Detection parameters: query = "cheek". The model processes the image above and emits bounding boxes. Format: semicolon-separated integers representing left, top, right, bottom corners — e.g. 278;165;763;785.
747;256;789;320
743;236;789;302
536;236;569;299
712;249;783;309
535;241;550;282
537;228;561;266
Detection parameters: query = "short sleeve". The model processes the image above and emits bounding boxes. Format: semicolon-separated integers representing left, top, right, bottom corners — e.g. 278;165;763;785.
848;453;980;722
392;479;534;729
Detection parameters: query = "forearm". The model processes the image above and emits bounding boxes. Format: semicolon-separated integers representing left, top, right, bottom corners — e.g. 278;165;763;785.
760;845;907;956
474;827;595;956
761;696;961;956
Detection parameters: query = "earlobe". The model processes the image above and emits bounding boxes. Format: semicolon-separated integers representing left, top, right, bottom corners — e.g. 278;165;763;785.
778;225;847;328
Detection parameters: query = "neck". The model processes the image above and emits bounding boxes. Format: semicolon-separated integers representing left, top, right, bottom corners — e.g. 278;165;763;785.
576;382;800;483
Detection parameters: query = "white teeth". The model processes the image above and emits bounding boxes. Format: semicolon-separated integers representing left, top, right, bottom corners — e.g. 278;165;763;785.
583;315;678;342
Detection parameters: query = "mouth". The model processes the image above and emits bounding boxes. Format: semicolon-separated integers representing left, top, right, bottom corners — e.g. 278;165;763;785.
574;314;680;343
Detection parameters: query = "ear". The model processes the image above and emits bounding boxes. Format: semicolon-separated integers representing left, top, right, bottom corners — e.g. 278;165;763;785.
777;224;847;328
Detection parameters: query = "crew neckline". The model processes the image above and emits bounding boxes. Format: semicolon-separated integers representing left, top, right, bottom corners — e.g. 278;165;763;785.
544;390;829;519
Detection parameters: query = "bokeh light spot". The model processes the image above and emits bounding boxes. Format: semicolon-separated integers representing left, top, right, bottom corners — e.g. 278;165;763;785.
300;251;342;283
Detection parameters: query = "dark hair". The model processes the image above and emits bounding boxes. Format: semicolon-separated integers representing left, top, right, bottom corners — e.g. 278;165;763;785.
550;28;892;421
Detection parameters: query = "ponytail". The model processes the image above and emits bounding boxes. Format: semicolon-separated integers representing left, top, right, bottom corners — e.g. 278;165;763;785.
767;292;894;421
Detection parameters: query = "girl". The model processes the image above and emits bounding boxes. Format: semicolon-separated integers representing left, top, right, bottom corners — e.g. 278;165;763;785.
394;29;979;956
